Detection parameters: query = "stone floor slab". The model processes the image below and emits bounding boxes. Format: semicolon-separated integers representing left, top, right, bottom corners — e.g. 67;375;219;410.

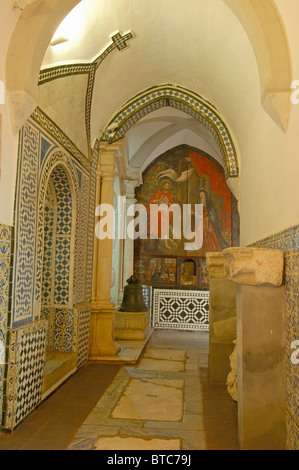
143;348;186;361
94;436;181;450
112;378;183;421
137;358;185;372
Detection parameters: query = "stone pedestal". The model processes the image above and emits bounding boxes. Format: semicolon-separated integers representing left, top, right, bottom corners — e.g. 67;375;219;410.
115;310;151;340
206;253;237;384
223;247;286;450
236;284;286;450
90;301;120;358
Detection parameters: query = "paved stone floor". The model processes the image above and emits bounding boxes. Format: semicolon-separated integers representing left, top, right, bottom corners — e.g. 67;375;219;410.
0;330;239;450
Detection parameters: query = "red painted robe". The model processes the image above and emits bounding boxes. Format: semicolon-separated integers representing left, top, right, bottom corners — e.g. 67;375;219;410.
147;190;175;239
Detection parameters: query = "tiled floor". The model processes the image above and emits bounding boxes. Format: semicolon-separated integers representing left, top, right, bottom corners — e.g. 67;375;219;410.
0;330;239;450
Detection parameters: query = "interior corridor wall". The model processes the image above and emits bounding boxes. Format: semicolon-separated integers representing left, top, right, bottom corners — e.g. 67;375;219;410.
237;3;299;448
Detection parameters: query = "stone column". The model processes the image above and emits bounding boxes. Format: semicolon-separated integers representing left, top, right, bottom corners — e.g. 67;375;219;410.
90;141;124;358
118;168;142;305
223;247;286;450
206;252;237;385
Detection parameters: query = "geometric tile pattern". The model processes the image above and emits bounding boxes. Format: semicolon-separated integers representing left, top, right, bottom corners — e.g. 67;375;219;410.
41;183;55;307
3;321;47;430
53;308;75;353
85;141;99;302
76;303;91;369
142;285;152;311
76;173;90;304
101;85;239;179
34;150;79;314
51;165;73;306
251;225;299;450
3;113;94;427
0;224;11;422
12;123;39;324
153;288;209;331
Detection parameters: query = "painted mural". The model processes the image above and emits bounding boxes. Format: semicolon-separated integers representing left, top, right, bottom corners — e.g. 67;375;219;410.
134;145;236;288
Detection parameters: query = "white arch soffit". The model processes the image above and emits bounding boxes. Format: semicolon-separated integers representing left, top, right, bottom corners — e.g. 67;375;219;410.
6;0;81;134
6;0;292;134
223;0;292;132
129;123;223;170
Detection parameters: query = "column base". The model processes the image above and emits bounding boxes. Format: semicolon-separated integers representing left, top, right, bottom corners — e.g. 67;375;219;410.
89;301;120;359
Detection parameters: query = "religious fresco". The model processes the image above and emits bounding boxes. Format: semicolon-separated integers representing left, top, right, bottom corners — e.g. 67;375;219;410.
134;145;236;289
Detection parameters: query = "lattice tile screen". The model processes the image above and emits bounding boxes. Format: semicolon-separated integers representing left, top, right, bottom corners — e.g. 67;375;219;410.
153;289;209;331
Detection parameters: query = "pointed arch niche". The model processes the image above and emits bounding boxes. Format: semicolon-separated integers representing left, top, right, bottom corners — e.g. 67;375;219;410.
39;161;78;398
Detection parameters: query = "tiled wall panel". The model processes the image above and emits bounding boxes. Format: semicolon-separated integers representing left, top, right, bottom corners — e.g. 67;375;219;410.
0;224;11;422
252;226;299;450
1;113;94;428
153;288;209;331
4;321;47;430
76;303;91;369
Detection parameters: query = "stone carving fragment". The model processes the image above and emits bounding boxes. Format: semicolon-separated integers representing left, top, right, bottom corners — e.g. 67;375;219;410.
223;247;284;286
206;252;229;279
227;340;238;402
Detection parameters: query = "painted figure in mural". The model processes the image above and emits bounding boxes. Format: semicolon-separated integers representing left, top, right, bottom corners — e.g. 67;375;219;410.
198;189;228;252
147;179;177;251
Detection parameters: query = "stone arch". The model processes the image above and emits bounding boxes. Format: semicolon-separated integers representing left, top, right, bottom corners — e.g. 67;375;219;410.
6;0;80;133
101;85;239;179
223;0;292;131
6;0;292;133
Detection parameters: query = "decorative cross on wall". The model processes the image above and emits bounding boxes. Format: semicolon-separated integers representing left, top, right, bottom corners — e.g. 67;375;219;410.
111;32;132;51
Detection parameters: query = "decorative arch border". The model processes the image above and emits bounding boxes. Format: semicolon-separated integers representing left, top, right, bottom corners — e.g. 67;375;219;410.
101;85;239;179
34;150;80;312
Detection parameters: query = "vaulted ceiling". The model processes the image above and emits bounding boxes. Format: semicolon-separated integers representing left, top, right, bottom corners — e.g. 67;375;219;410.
7;0;292;192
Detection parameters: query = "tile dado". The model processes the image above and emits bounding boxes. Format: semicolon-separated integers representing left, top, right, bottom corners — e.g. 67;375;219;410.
251;225;299;450
4;321;48;430
0;224;11;423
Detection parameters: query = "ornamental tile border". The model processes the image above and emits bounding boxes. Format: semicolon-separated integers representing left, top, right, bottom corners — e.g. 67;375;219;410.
0;224;11;422
38;31;133;149
101;85;238;179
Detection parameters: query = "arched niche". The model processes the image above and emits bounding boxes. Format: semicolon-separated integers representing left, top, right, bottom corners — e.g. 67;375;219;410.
35;153;79;397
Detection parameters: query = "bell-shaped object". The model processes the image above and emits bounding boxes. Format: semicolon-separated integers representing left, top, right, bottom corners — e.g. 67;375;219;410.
119;275;148;312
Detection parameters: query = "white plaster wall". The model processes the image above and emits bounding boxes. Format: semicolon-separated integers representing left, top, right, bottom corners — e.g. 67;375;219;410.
239;0;299;245
0;5;21;226
38;74;89;155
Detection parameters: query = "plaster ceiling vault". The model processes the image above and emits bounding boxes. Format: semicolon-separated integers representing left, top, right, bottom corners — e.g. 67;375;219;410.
6;0;292;199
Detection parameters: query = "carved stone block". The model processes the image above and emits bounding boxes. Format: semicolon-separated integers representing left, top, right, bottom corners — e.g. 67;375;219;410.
223;247;284;286
206;252;229;279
